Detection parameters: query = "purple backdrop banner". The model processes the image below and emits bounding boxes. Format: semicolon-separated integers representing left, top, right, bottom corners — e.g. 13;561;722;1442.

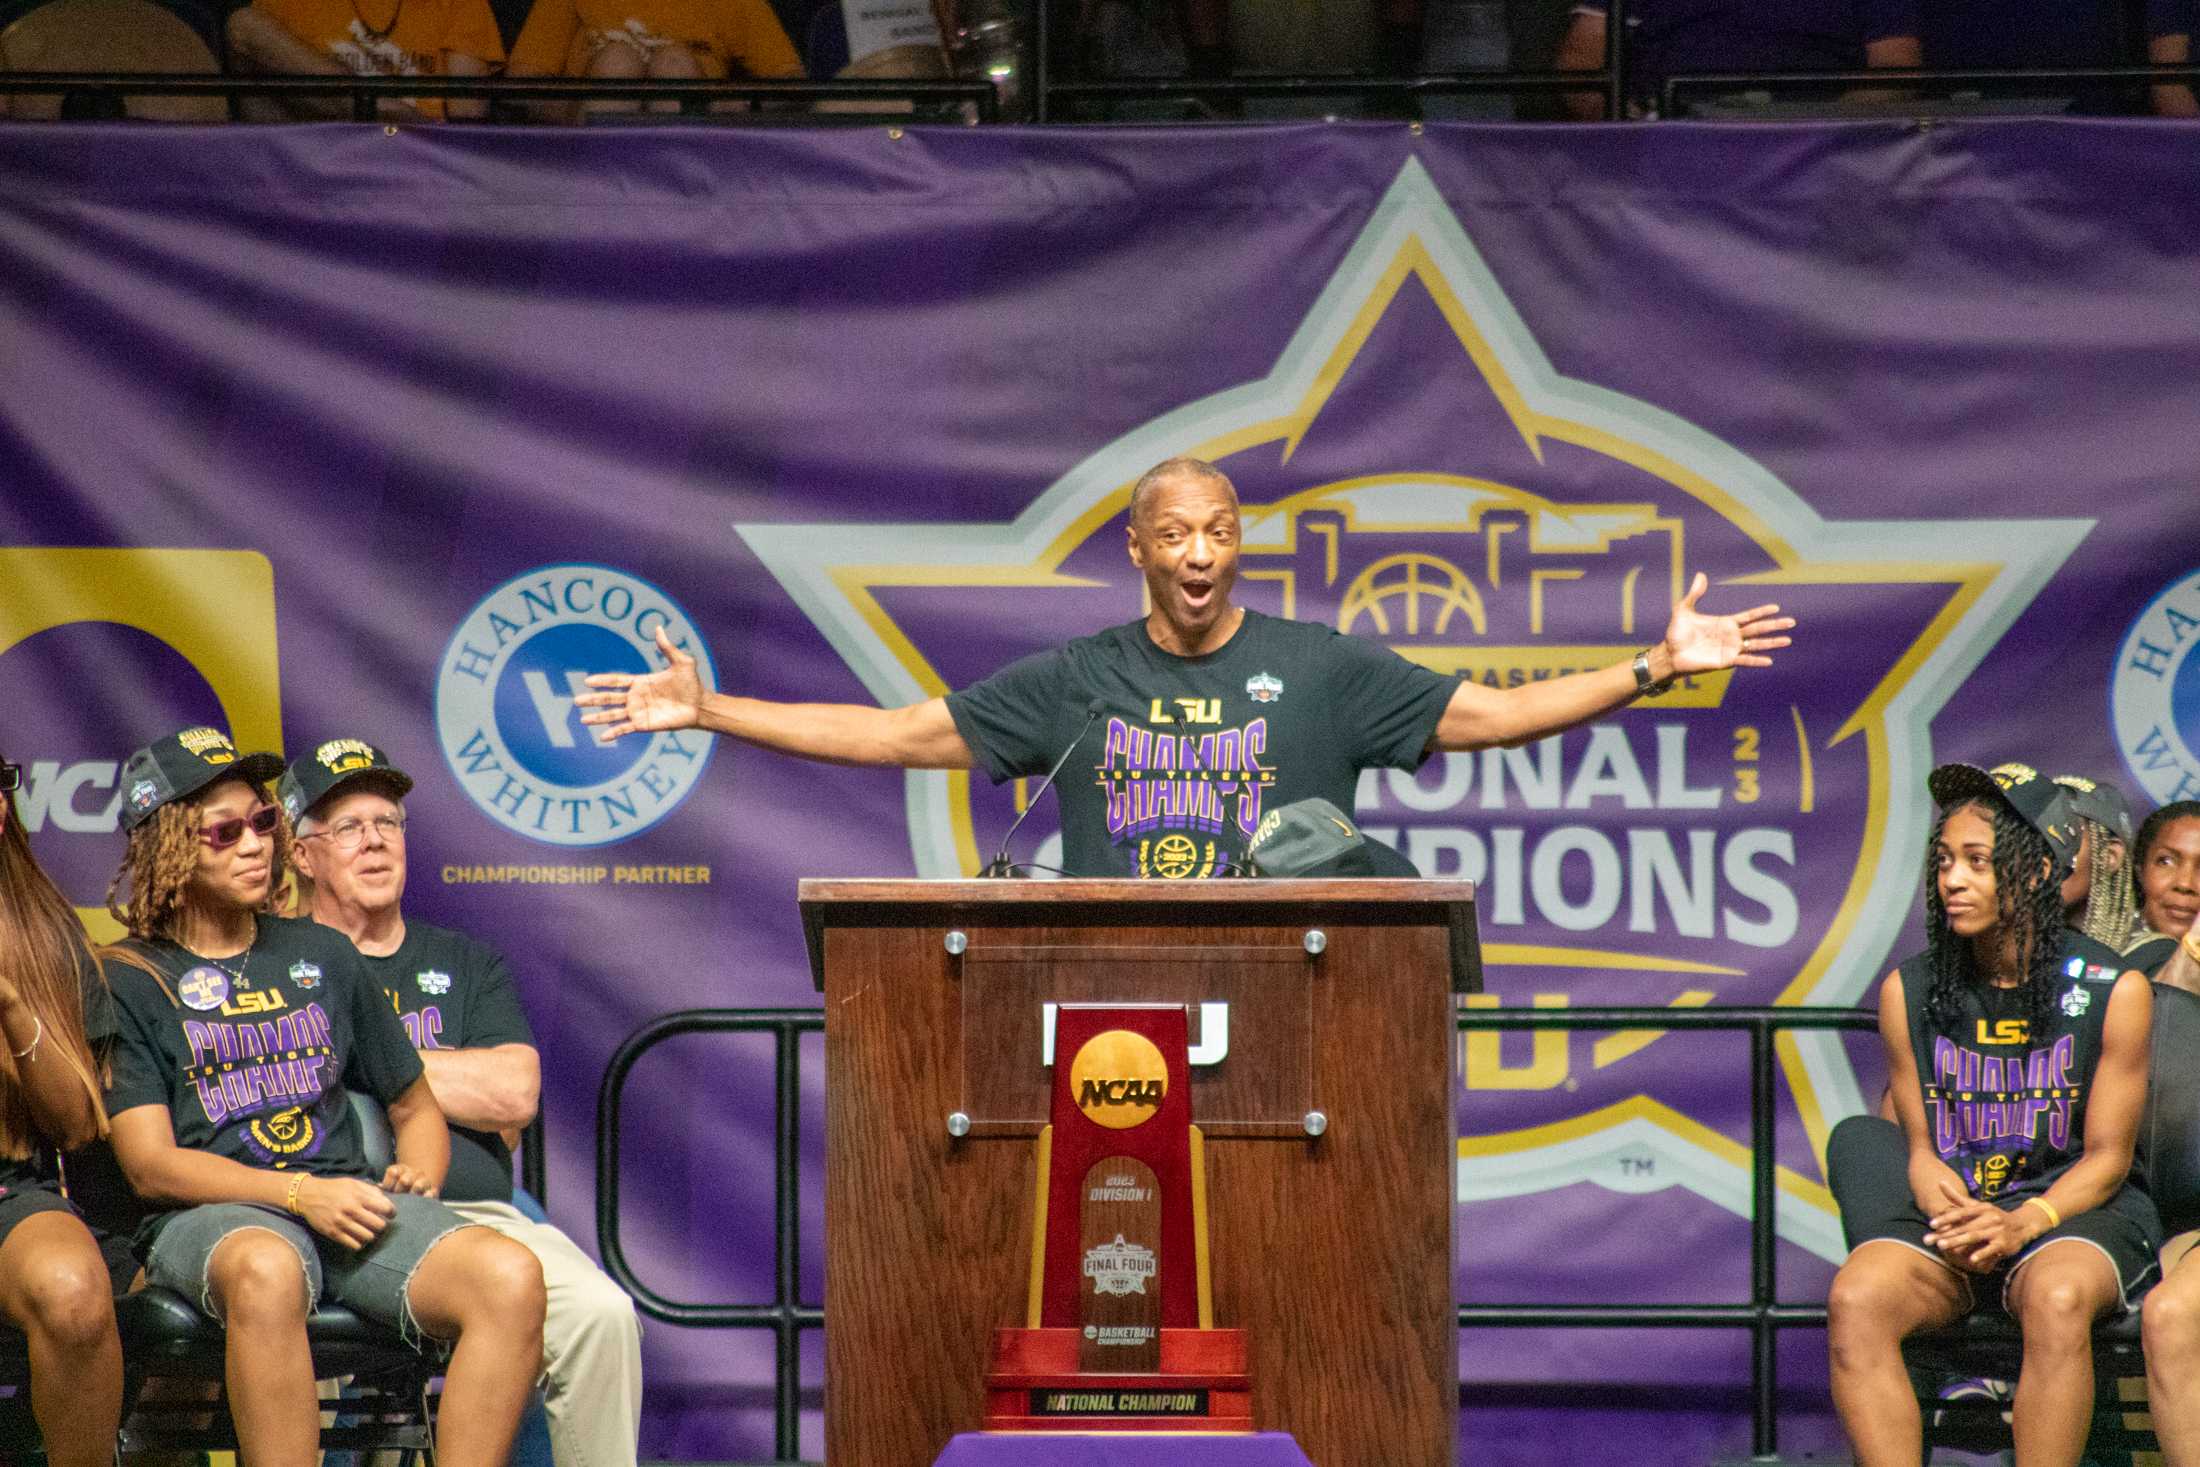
3;117;2198;1464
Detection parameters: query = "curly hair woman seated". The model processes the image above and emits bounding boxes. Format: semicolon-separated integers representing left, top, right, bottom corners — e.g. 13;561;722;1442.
99;726;546;1467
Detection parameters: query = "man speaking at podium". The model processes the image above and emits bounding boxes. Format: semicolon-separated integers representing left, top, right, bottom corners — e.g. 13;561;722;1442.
580;457;1794;877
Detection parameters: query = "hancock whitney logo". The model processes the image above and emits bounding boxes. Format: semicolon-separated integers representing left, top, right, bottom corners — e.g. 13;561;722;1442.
436;564;716;847
735;160;2086;1263
2112;568;2200;806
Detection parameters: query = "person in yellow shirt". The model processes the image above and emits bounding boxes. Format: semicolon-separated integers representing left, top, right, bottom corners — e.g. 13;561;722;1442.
505;0;802;119
227;0;506;120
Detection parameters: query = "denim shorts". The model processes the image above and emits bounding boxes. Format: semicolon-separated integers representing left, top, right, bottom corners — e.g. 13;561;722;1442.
144;1191;479;1351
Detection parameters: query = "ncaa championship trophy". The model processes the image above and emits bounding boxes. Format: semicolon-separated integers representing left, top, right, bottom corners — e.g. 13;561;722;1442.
982;1003;1252;1431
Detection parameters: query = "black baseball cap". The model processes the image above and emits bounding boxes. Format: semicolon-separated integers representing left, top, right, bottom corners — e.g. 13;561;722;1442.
1928;761;2082;877
1244;797;1418;878
278;738;415;825
2053;774;2135;845
118;727;285;832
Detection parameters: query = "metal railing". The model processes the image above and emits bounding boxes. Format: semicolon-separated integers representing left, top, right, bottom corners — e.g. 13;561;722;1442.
0;73;1000;122
1454;1004;1875;1460
1031;0;1628;122
520;1111;546;1204
596;1009;822;1464
594;1000;1875;1463
1663;63;2200;115
0;0;1612;128
10;4;2195;130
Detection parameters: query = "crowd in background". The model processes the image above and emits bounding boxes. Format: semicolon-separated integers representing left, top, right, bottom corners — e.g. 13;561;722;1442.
0;0;2196;121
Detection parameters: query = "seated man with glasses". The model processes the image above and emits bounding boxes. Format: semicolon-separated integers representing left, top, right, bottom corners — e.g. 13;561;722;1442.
98;726;547;1467
282;738;644;1467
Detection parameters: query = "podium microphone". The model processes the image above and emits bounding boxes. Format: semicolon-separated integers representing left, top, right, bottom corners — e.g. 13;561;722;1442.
982;698;1106;878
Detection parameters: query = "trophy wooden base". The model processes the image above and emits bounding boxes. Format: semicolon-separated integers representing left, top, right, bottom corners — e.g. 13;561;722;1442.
983;1327;1251;1432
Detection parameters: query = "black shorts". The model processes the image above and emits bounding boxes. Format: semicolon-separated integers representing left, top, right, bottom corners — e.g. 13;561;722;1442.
0;1180;135;1294
1827;1114;2163;1311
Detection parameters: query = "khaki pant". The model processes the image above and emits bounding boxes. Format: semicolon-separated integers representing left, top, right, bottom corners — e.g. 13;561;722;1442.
447;1198;644;1467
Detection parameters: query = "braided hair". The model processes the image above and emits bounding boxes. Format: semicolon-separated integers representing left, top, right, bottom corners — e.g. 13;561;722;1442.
2072;815;2140;951
2133;799;2200;926
1921;796;2066;1042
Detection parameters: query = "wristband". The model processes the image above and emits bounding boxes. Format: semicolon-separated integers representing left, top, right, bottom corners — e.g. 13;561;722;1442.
1631;649;1673;698
2022;1195;2061;1231
284;1172;305;1216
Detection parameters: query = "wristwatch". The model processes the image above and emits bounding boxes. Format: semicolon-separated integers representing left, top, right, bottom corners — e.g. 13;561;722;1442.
1631;648;1673;698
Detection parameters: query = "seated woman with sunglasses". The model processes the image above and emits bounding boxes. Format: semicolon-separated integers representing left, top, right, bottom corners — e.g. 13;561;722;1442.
99;727;545;1467
0;751;125;1467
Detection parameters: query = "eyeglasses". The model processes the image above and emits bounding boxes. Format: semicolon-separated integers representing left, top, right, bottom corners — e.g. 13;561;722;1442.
0;763;18;794
302;814;406;851
201;806;281;850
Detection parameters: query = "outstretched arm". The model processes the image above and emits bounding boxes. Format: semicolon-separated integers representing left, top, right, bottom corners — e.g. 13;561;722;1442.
577;626;976;769
1428;572;1793;751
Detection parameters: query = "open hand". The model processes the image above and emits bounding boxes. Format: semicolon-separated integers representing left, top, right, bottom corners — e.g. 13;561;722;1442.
1662;572;1795;676
576;625;704;743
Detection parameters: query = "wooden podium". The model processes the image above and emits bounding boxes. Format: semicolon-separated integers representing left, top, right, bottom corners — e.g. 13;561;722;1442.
800;878;1478;1467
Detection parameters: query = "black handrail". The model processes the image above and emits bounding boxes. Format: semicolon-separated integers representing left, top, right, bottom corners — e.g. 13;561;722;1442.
1663;62;2200;114
0;72;999;123
1040;72;1612;100
520;1112;546;1204
596;1008;822;1464
12;29;2197;127
595;1000;1875;1463
1454;1004;1876;1459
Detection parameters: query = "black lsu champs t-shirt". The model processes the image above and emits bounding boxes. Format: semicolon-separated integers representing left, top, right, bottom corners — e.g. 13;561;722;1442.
103;916;425;1239
946;610;1461;878
360;922;535;1206
1897;929;2138;1203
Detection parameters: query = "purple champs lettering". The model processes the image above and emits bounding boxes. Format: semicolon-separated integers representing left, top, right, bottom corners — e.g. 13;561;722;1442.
402;1007;446;1050
1928;1033;2078;1164
182;1002;336;1128
1098;716;1273;842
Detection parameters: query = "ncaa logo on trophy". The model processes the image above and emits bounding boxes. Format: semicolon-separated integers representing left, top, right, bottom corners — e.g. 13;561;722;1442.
2112;568;2200;805
437;563;717;846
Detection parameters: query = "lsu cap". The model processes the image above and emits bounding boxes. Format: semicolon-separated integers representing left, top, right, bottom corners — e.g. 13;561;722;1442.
278;738;415;825
2052;774;2135;846
1244;797;1418;878
1929;761;2082;877
118;727;285;832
